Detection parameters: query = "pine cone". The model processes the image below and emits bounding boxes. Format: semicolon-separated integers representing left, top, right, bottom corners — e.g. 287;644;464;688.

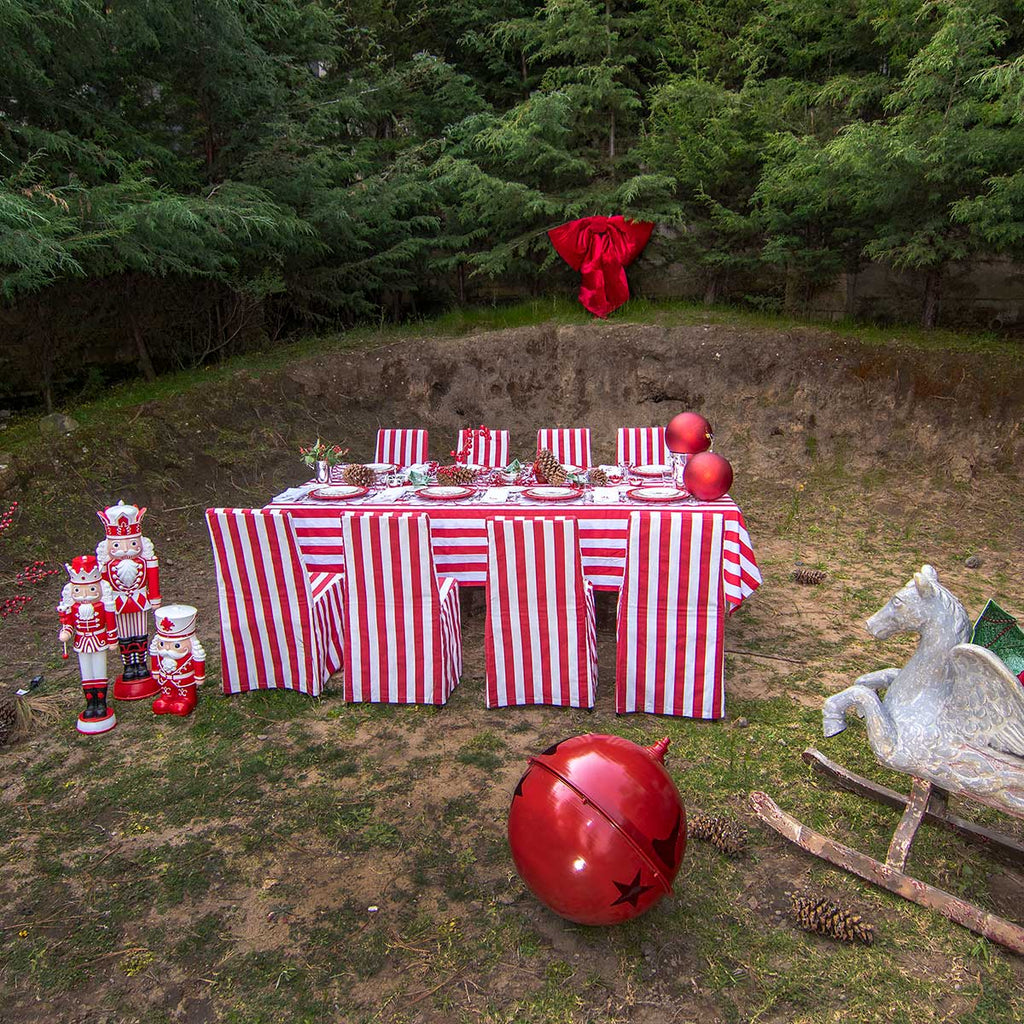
437;464;478;487
342;464;375;488
588;468;609;487
535;449;568;486
0;695;16;747
687;812;747;856
792;568;827;585
789;893;875;945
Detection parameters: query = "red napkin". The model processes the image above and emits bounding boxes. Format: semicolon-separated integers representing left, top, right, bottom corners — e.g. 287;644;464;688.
548;216;654;318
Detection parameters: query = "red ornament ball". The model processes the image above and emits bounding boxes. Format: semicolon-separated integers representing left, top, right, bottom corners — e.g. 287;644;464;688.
507;734;687;926
666;412;713;454
683;451;733;501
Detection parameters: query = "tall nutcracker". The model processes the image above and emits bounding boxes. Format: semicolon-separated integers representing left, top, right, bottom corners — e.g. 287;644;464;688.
150;604;206;716
96;500;161;701
57;555;118;735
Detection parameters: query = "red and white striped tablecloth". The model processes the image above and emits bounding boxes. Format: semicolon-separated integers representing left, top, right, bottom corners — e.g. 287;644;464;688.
268;490;760;610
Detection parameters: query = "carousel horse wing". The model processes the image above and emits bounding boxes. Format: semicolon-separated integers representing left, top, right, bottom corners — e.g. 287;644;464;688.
948;643;1024;756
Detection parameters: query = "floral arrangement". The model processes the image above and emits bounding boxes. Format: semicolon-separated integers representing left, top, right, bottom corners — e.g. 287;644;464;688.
300;439;349;467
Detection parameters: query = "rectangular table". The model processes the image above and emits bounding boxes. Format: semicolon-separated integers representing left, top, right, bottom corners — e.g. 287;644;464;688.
203;485;762;715
268;486;761;610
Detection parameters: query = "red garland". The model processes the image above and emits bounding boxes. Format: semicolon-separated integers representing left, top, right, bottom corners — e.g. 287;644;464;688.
450;425;491;465
548;216;654;318
0;503;58;619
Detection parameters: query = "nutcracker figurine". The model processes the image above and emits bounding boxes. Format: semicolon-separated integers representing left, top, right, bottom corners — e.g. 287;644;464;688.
150;604;206;716
57;555;118;735
96;500;162;701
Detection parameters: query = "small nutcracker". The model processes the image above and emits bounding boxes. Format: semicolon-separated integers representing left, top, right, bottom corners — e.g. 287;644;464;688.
150;605;206;717
96;500;162;701
57;555;118;735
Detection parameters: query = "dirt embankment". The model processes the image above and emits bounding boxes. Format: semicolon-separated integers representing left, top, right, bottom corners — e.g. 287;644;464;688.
287;321;1024;485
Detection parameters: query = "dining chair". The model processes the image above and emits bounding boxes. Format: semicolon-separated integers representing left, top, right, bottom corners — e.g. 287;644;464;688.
456;428;510;467
375;428;429;467
616;510;727;718
484;516;597;708
206;508;344;696
536;428;592;468
339;511;462;704
617;427;668;466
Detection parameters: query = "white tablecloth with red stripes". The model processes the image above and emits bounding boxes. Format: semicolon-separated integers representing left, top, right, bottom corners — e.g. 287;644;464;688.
267;491;760;610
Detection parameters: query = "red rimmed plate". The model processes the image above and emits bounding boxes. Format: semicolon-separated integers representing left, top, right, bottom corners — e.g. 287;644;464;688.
632;463;671;478
310;485;369;501
522;486;583;501
417;485;477;500
627;486;689;503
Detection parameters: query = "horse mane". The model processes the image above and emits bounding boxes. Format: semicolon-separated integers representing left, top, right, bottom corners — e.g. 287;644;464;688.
934;580;973;642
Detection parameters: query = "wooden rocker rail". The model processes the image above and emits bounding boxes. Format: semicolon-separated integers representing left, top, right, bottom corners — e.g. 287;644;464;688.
801;747;1024;865
750;791;1024;956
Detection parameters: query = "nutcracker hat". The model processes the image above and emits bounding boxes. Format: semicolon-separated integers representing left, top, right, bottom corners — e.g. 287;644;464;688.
65;554;102;585
97;500;147;538
156;604;198;639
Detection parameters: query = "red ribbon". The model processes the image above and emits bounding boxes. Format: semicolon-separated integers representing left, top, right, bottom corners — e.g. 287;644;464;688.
548;216;654;318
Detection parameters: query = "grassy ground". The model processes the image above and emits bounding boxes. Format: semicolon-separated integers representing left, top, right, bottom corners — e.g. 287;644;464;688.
0;305;1022;1023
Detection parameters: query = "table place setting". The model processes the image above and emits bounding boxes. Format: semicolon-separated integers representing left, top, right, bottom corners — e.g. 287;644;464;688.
271;482;318;503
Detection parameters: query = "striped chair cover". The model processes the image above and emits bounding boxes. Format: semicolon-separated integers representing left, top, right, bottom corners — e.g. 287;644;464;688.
375;429;429;467
536;428;592;468
456;428;510;468
339;512;462;704
616;511;727;718
617;427;668;466
206;508;344;696
484;517;597;708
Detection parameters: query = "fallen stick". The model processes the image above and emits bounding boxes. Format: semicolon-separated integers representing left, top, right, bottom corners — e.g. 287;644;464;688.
725;649;806;665
407;967;465;1005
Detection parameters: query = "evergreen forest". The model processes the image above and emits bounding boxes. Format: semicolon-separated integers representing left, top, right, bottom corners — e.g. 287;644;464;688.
3;0;1023;408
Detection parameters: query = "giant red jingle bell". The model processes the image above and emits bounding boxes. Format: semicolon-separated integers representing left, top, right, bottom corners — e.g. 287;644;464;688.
666;412;713;455
508;734;686;925
683;451;733;501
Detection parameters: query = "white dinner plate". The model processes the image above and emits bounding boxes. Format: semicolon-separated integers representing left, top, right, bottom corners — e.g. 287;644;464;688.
364;462;398;473
522;486;583;501
417;485;476;500
309;485;370;501
633;464;671;478
627;486;689;503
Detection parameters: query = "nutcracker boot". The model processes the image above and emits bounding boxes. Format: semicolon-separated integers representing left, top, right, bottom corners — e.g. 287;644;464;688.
77;682;117;735
113;637;159;701
172;681;197;717
151;681;177;715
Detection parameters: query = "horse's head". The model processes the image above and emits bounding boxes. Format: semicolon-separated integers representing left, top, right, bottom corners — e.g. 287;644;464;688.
866;564;966;641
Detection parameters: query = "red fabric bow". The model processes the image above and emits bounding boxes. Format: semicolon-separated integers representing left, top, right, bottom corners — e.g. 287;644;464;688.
548;216;654;318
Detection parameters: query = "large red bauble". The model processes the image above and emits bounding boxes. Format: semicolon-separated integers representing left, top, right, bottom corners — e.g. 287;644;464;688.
665;412;713;454
683;451;733;501
507;734;686;925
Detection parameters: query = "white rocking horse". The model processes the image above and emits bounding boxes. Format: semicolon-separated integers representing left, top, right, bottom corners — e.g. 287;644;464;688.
752;565;1024;954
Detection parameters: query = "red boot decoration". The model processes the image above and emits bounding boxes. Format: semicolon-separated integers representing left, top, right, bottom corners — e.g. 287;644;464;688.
57;556;118;736
150;604;205;717
96;501;162;701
